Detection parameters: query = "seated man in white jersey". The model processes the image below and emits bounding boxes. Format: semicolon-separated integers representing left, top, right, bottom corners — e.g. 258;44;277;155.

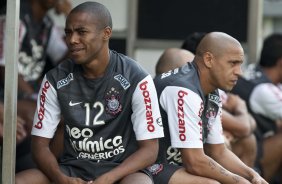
181;32;258;168
150;32;267;184
155;47;257;168
15;2;164;184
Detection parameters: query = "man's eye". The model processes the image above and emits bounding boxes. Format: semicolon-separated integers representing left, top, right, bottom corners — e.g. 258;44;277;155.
78;30;87;35
65;31;71;36
230;61;237;66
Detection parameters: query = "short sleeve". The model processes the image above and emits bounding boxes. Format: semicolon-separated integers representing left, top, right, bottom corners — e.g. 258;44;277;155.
31;76;61;138
160;86;204;148
131;75;164;140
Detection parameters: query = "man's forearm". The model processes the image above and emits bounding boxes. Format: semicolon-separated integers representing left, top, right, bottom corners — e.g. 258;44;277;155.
32;137;66;183
183;154;249;183
222;110;252;137
212;147;258;182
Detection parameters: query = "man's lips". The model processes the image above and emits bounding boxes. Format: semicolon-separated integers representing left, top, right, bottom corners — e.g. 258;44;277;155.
230;79;238;85
70;48;84;54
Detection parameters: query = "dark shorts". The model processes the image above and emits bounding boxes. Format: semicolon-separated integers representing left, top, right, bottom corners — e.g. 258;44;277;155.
59;161;154;183
147;163;182;184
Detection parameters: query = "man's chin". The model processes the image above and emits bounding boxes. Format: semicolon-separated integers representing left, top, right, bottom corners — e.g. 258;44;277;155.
219;86;233;92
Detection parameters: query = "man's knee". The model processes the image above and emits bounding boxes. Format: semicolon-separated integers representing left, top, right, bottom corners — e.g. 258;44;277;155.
15;169;51;184
169;168;220;184
119;172;153;184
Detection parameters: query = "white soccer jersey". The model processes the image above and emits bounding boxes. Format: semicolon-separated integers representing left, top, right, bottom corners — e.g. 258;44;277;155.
154;62;224;165
250;83;282;121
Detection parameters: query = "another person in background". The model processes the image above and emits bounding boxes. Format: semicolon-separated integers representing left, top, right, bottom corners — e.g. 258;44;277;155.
181;32;207;54
232;33;282;183
155;48;194;76
0;94;37;172
150;32;266;184
0;0;71;99
16;2;164;184
0;102;27;145
0;0;71;173
219;90;257;167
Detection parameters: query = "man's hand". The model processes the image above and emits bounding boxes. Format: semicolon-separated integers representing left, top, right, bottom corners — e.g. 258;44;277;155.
223;94;247;114
90;173;115;184
56;175;89;184
16;116;27;144
0;104;27;144
251;172;268;184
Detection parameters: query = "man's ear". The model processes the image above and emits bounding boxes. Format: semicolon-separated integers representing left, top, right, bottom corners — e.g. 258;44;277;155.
103;26;112;41
203;52;213;68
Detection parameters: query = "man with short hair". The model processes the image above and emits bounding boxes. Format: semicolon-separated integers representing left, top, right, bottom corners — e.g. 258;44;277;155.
15;2;163;184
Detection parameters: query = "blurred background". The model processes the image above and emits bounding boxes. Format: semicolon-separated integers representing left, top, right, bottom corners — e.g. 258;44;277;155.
48;0;282;77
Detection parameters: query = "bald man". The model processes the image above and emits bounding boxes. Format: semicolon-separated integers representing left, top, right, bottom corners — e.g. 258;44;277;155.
155;48;194;76
156;47;257;169
149;32;267;184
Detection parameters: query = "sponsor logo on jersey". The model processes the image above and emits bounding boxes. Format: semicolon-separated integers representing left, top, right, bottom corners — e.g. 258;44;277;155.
57;73;73;89
34;80;50;129
114;74;130;90
105;87;122;115
173;68;179;74
66;125;125;160
178;90;188;141
156;117;163;127
205;105;218;132
206;107;217;119
202;98;220;142
69;101;83;106
139;81;155;132
161;71;172;79
208;94;220;106
147;164;164;175
160;69;179;79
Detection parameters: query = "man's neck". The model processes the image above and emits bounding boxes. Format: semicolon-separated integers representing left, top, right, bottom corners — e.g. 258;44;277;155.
82;49;111;79
262;67;279;84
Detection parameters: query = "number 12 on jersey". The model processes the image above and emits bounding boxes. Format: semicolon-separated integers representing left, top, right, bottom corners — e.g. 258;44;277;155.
84;102;105;126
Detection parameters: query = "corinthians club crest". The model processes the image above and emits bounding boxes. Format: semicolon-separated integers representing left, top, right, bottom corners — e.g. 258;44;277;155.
105;87;122;115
